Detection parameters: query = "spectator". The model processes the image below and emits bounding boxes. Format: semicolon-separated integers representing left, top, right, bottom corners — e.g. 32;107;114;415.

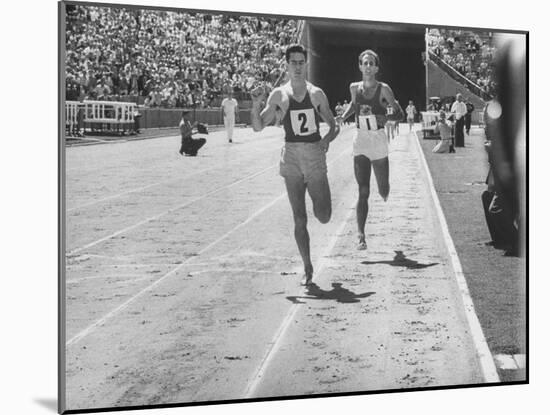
94;79;111;100
66;73;81;101
451;93;467;147
426;28;498;99
220;91;239;143
148;86;162;107
432;111;454;153
405;100;417;132
65;6;299;106
178;110;207;156
464;99;475;135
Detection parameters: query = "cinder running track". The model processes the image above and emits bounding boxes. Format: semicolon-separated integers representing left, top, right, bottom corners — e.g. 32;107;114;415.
62;124;497;411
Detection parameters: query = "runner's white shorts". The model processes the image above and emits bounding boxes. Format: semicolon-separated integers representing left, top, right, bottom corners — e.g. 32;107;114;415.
280;141;327;183
352;128;389;160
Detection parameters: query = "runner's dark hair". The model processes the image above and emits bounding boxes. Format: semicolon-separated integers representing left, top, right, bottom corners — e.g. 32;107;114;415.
285;44;308;62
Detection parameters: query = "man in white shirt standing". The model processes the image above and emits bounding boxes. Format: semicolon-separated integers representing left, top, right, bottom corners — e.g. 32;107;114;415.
221;91;239;143
451;93;467;147
405;100;417;133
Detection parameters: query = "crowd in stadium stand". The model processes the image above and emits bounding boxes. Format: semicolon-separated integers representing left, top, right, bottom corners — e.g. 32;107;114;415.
427;28;497;98
65;5;298;107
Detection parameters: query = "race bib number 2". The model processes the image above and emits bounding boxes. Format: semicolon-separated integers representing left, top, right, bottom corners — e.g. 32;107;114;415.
358;114;378;131
290;109;317;136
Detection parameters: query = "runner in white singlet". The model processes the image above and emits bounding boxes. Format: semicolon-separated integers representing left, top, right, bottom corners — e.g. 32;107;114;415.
338;49;404;250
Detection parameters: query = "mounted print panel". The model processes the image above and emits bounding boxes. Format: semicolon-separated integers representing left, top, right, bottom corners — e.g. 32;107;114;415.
59;1;527;413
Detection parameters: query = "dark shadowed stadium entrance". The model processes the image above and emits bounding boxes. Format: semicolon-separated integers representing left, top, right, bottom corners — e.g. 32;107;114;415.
301;20;426;111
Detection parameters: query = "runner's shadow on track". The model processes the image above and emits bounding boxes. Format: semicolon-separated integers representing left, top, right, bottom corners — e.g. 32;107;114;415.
181;154;212;158
361;250;438;269
286;283;374;304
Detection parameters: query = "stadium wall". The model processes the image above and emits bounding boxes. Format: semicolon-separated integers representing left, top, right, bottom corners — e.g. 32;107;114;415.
300;22;321;86
138;108;251;129
427;60;487;123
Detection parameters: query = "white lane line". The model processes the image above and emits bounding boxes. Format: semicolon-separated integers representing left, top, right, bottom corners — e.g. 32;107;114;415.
494;355;517;370
66;261;223;271
66;164;277;256
244;194;356;398
66;134;283;212
513;354;526;369
494;354;526;370
186;268;275;276
67;127;342;256
413;133;500;383
66;148;350;347
66;275;151;284
66;193;286;346
67;263;174;268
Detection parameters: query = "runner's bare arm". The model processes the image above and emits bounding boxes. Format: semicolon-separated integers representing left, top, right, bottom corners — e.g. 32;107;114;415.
251;86;280;132
339;83;357;123
312;88;340;145
381;84;404;121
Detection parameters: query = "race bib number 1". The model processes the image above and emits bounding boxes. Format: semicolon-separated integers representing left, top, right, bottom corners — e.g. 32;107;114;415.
290;109;317;136
358;114;378;131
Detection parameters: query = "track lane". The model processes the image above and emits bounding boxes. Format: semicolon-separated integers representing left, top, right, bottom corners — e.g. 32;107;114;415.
65;128;355;342
64;126;493;411
65;127;357;409
66;129;284;211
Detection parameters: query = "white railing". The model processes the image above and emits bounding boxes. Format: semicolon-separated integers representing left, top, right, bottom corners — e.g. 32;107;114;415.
65;101;80;131
83;100;136;124
65;100;137;135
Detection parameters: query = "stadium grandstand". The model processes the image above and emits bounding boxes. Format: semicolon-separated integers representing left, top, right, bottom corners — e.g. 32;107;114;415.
64;4;500;138
426;28;497;100
65;5;299;108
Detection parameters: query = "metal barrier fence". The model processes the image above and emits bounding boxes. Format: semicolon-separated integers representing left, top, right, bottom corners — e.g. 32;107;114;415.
65;101;254;136
83;100;136;133
64;100;137;136
66;101;80;133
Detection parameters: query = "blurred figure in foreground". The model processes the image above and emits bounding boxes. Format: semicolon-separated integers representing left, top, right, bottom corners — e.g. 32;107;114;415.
482;35;526;256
